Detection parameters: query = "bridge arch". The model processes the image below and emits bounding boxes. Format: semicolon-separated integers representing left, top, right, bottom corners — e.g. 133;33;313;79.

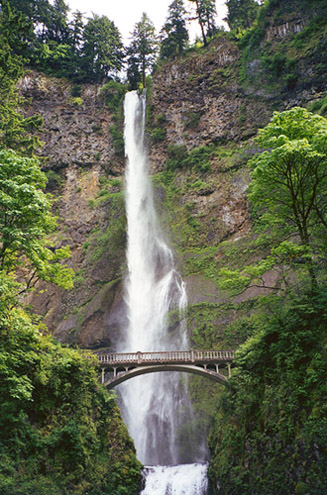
103;364;228;390
97;350;235;390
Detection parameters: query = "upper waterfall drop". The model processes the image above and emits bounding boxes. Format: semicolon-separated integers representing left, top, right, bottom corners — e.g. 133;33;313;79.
123;90;187;354
117;90;207;466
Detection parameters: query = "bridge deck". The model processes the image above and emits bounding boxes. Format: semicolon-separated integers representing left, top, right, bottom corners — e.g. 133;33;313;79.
97;349;235;367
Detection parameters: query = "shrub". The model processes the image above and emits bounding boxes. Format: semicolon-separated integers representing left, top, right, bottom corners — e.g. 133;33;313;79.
110;124;124;155
185;145;212;172
184;111;202;129
72;97;83;107
71;84;82;97
165;144;213;172
166;144;188;170
151;127;166;142
100;81;126;113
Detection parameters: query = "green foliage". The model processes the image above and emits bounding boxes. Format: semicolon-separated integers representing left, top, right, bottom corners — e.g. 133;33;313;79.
0;1;42;154
0;148;73;290
110;124;124;155
185;145;212;172
308;96;327;117
0;137;140;494
188;0;217;46
225;0;261;31
160;0;189;59
81;15;125;83
208;290;327;494
237;0;327;90
184;111;202;129
166;144;188;170
72;96;83;106
261;51;298;88
71;84;82;97
219;108;327;295
151;127;166;142
165;144;213;171
250;107;327;244
100;80;126;114
85;190;126;268
6;0;125;83
0;309;141;495
126;12;158;89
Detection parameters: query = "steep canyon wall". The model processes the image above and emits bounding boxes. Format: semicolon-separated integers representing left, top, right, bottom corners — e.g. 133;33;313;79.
20;0;327;354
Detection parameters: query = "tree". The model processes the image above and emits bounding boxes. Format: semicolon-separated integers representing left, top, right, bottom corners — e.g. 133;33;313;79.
225;0;260;31
81;14;124;83
188;0;217;46
127;12;158;89
0;148;73;292
0;0;42;154
219;108;327;293
45;0;70;42
160;0;189;59
249;108;327;249
69;10;84;51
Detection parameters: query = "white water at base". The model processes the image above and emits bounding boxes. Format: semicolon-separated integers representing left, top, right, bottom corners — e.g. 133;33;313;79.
141;463;209;495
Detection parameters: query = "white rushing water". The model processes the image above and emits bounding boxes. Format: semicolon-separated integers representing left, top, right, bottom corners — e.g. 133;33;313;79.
141;463;209;495
119;90;192;465
118;90;208;494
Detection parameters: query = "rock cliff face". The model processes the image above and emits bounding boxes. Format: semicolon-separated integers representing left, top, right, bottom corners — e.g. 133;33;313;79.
20;0;327;349
19;72;126;349
19;71;120;172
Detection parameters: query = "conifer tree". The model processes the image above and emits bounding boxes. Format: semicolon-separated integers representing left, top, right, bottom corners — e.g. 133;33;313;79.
81;14;124;83
225;0;260;31
126;12;158;89
46;0;70;42
188;0;217;46
69;10;84;51
0;0;41;153
160;0;189;59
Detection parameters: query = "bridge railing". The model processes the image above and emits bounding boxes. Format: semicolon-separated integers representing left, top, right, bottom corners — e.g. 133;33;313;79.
97;350;235;365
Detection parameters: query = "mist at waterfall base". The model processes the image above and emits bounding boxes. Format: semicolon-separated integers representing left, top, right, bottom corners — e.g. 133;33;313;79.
116;90;208;493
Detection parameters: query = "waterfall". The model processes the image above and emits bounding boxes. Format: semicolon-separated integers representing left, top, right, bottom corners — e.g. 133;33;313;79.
117;90;208;494
118;90;195;466
141;463;209;495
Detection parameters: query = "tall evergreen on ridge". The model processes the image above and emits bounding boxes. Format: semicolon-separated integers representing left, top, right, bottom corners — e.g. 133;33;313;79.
188;0;217;46
127;12;158;89
81;14;124;83
160;0;189;59
44;0;70;42
225;0;261;30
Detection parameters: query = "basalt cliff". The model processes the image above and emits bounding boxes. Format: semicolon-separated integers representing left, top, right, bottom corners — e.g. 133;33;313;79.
20;0;327;355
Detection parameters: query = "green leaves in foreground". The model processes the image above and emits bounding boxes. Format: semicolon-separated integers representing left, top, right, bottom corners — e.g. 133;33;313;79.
0;311;141;495
218;107;327;294
208;290;327;495
0;148;73;292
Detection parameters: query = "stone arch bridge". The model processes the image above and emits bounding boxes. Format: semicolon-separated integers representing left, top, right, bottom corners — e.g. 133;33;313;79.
97;350;235;390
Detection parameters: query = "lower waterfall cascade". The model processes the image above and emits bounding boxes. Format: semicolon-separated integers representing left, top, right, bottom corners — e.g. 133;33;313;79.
116;90;208;493
140;463;209;495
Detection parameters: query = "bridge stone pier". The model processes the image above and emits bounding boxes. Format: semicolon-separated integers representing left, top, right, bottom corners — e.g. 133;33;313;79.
97;350;235;390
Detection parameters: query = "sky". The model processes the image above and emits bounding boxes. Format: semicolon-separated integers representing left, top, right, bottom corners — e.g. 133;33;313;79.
65;0;228;43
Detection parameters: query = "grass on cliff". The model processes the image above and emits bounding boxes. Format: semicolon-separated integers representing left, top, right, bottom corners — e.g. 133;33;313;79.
238;0;327;91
